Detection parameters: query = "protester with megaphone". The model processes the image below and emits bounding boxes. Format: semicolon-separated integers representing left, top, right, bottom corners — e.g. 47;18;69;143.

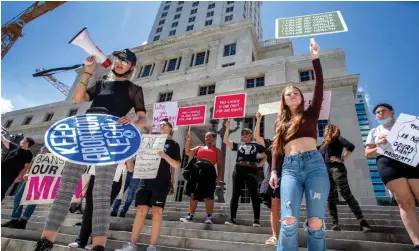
33;49;147;251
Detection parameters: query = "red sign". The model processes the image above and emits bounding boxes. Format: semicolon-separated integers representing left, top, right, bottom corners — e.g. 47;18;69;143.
213;93;246;119
176;105;207;126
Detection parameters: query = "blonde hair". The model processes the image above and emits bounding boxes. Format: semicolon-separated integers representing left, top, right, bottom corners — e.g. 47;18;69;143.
272;86;305;155
324;124;340;146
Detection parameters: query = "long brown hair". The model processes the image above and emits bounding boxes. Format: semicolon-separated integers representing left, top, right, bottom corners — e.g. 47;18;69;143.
272;86;305;155
324;124;340;146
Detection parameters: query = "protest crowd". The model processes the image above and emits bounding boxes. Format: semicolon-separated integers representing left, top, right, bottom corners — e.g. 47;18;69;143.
2;40;419;251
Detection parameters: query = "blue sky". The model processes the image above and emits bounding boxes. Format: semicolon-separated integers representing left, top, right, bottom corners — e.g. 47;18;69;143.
2;1;419;123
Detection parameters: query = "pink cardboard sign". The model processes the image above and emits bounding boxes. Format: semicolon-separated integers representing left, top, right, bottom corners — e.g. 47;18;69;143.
213;93;246;119
176;105;207;126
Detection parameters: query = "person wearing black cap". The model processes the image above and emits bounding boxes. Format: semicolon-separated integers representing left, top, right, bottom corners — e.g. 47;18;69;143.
223;119;266;227
33;49;146;251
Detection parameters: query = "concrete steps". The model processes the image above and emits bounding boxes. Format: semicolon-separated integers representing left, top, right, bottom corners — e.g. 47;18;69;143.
1;196;415;251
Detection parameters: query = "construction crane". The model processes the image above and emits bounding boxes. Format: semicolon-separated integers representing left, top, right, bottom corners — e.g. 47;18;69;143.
1;1;66;59
36;68;71;96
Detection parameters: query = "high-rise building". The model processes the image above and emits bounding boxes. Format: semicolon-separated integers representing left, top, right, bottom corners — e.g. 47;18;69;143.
1;2;376;205
148;1;263;42
355;92;391;202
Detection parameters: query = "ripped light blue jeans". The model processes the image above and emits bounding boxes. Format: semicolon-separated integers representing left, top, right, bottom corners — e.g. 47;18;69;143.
277;150;329;251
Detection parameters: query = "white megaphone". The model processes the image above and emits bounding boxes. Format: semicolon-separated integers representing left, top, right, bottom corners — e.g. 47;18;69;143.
69;27;112;68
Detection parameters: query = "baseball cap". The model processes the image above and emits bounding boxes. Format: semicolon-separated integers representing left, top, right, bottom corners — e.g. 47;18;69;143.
241;128;253;135
112;48;137;66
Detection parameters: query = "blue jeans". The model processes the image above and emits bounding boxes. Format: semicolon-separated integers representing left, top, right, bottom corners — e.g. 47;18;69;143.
12;182;37;221
277;150;329;251
111;175;140;214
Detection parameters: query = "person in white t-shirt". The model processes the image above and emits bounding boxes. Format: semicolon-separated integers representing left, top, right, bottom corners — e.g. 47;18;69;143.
365;103;419;251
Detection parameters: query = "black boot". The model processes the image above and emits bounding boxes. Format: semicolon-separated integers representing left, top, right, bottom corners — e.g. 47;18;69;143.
331;223;341;231
14;219;28;229
91;245;105;251
360;219;372;233
1;219;19;228
33;238;53;251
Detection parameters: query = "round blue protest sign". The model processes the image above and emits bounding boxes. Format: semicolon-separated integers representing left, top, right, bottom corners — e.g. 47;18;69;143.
45;114;141;166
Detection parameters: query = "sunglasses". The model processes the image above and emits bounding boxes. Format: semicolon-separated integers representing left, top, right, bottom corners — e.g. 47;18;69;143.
159;123;169;128
115;56;130;66
241;131;251;136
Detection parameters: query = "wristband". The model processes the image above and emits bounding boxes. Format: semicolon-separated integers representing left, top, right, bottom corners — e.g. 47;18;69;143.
84;72;93;76
79;81;87;87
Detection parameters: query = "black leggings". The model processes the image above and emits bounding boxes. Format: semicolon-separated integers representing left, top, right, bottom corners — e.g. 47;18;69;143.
230;165;260;220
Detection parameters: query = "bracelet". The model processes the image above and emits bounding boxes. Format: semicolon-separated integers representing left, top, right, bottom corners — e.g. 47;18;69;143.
84;72;93;76
79;81;87;87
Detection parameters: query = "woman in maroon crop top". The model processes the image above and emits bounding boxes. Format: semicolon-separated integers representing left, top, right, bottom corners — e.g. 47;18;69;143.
180;129;223;225
269;39;330;251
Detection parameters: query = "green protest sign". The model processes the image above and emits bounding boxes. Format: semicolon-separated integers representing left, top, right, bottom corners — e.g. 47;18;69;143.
275;11;348;39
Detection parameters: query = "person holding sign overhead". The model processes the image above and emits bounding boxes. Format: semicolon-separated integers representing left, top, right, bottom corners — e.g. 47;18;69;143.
254;112;281;245
34;50;146;251
269;39;329;251
116;118;181;251
365;103;419;251
224;120;267;227
180;128;223;225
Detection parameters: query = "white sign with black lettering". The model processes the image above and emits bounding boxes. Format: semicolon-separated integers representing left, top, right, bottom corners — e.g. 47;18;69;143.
134;134;167;179
377;113;419;167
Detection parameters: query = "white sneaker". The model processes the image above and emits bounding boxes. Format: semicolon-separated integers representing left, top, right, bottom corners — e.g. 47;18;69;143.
146;245;157;251
68;242;80;248
115;242;137;251
85;244;93;250
204;216;213;224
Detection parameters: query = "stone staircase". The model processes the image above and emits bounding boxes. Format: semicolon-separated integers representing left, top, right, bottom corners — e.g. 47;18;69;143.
1;196;415;251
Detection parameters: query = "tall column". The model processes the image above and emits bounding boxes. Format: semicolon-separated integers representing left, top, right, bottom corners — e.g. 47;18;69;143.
151;55;165;81
206;40;219;71
179;49;192;74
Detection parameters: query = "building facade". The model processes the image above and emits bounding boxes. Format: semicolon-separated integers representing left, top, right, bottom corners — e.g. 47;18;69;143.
2;18;376;205
148;1;263;43
355;92;391;202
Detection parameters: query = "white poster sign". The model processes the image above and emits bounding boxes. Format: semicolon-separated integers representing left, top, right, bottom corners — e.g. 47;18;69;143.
257;91;332;120
377;114;419;167
21;154;89;205
152;101;178;132
133;134;168;179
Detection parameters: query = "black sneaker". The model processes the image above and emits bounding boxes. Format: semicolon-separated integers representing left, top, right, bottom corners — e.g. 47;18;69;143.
360;219;372;233
225;219;237;225
412;245;419;251
111;211;117;217
74;222;82;226
13;219;28;229
91;245;105;251
119;211;126;218
1;219;18;228
331;223;341;231
253;219;261;227
33;238;53;251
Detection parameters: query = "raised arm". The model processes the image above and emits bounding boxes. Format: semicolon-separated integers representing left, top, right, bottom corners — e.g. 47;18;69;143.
73;56;98;103
307;40;324;118
254;112;265;147
223;119;234;150
185;126;201;156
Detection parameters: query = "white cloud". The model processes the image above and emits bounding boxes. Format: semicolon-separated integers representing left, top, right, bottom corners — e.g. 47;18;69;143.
0;96;14;114
358;85;372;109
120;6;132;29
